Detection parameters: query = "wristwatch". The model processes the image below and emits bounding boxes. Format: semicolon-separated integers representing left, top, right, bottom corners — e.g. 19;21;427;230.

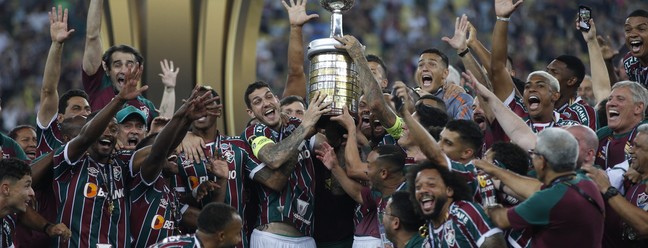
603;186;619;201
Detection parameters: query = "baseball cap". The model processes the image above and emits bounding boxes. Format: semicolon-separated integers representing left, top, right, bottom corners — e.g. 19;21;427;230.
116;105;147;124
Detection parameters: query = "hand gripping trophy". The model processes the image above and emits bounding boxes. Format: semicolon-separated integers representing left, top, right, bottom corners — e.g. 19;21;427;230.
307;0;359;141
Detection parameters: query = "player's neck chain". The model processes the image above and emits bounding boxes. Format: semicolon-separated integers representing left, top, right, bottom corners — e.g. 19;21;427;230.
89;156;116;214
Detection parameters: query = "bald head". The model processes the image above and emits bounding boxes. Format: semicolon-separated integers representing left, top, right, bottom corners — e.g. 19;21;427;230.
564;125;598;167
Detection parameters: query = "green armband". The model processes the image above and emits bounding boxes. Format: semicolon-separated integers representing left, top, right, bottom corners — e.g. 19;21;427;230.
385;117;404;139
251;136;275;157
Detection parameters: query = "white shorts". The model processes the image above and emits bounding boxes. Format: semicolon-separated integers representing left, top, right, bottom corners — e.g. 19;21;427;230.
352;235;382;248
250;229;316;248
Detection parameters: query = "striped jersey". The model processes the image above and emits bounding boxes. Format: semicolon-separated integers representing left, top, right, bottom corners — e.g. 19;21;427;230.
241;117;316;236
523;111;579;133
176;135;257;248
82;66;158;124
595;120;648;169
36;115;64;157
556;97;597;130
149;234;204;248
0;214;16;248
623;53;648;88
425;200;502;248
52;146;131;248
129;151;181;248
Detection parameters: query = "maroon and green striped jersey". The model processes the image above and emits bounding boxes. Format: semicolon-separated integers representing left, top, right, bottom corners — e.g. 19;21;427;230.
596;120;648;169
149;234;204;248
129;156;181;248
0;214;16;248
426;200;502;248
36;116;64;157
556;97;597;130
241;117;316;236
82;66;158;125
52;146;131;248
176;135;258;248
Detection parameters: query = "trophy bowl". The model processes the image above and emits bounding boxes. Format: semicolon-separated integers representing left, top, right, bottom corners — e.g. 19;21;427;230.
319;0;355;13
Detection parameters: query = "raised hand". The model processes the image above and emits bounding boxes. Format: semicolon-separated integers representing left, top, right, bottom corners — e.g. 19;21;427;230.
117;65;148;101
466;22;478;47
159;59;179;88
392;81;413;116
282;0;319;27
442;14;470;51
494;0;523;18
330;106;356;131
577;18;598;42
300;91;332;134
148;116;170;134
314;141;337;170
598;35;619;60
334;35;365;59
463;71;493;102
49;5;75;43
182;88;221;121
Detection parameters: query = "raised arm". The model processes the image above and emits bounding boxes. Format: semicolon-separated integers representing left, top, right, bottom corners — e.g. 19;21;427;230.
158;59;178;118
331;106;369;181
473;159;541;200
490;0;523;101
83;0;103;75
255;91;330;169
579;19;611;103
67;66;147;162
315;142;363;203
469;71;536;150
38;5;75;126
335;35;399;132
597;35;620;86
138;89;219;182
393;82;449;169
442;14;491;90
280;0;318;98
467;23;493;75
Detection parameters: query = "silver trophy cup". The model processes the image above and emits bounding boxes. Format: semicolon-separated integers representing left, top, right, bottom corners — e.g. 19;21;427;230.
307;0;359;128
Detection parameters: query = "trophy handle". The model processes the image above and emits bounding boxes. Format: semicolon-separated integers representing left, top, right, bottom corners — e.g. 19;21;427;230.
330;10;343;37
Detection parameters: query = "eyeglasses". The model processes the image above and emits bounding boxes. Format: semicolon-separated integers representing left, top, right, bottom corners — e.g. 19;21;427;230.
378;209;398;218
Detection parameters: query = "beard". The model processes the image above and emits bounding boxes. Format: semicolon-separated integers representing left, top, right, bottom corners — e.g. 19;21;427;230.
425;196;448;221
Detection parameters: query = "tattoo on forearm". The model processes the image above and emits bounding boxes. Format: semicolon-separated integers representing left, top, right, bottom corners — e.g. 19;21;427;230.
258;125;308;167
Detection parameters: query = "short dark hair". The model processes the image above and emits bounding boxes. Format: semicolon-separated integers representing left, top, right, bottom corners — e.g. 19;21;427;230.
420;49;449;68
0;158;31;183
58;89;89;114
244;81;272;108
8;125;36;140
490;142;530;175
406;161;472;216
418;95;447;112
415;102;449;129
444;120;484;152
101;45;144;70
373;145;407;175
366;54;388;79
554;55;586;86
389;191;425;232
628;9;648;19
198;202;239;233
280;95;306;107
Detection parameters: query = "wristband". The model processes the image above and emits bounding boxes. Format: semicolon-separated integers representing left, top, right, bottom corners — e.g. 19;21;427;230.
496;16;510;22
458;48;470;57
385;117;404;139
43;223;53;233
180;204;190;215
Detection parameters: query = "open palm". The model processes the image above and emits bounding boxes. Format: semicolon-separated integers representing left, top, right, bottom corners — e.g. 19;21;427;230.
494;0;523;18
49;5;75;43
282;0;319;27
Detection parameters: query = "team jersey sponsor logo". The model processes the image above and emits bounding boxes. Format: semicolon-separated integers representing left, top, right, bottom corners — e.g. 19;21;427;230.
189;176;209;189
637;192;648;211
83;183;125;199
151;215;175;230
160;198;169;209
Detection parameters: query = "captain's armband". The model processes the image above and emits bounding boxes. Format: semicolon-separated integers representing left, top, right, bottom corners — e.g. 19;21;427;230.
385;116;404;139
251;136;275;157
